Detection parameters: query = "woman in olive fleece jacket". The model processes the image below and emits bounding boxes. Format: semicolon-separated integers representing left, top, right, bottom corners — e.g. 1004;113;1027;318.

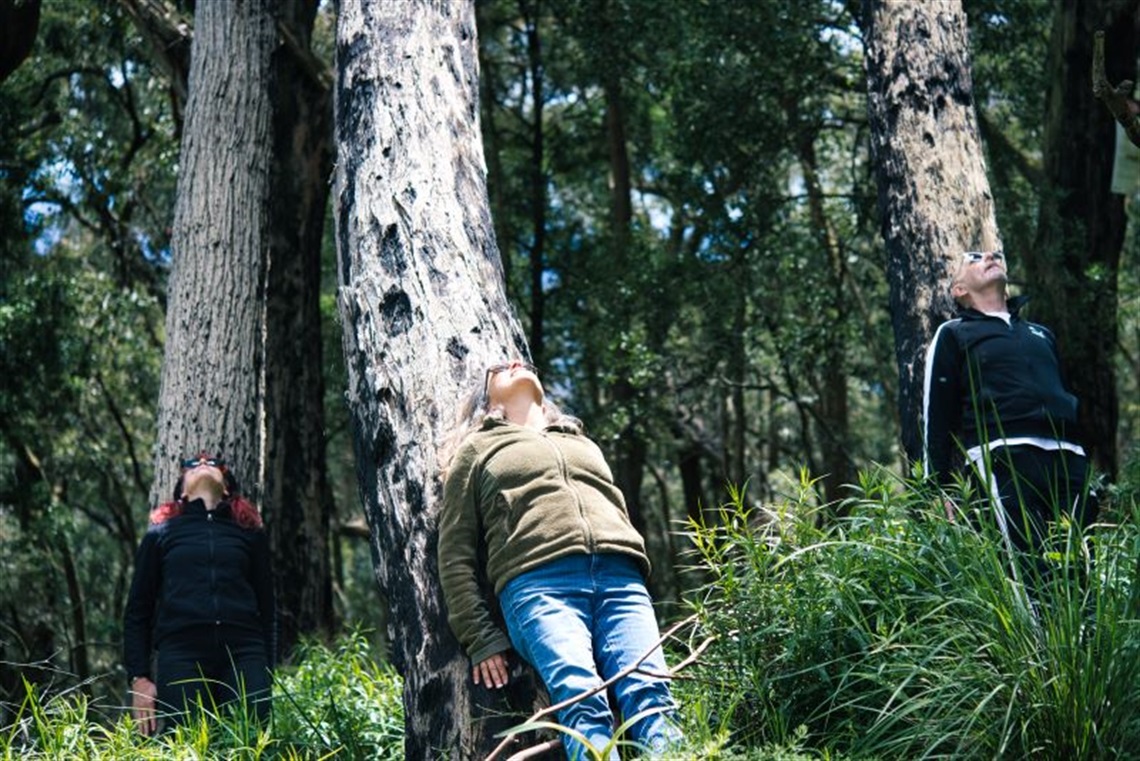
439;360;680;759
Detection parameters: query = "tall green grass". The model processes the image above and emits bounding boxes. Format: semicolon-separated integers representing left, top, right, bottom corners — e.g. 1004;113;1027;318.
1;629;403;759
5;466;1137;760
678;467;1140;759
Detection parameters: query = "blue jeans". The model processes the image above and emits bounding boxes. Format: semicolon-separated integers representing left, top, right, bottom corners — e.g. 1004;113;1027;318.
499;554;680;760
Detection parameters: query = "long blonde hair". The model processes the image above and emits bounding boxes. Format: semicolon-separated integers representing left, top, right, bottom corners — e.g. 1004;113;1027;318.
437;367;583;474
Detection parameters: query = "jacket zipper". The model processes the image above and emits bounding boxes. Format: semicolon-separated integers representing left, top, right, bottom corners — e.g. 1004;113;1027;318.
541;431;596;552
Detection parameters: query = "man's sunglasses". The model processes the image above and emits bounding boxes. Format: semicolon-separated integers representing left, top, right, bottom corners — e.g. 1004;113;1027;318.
181;456;226;469
962;250;1004;264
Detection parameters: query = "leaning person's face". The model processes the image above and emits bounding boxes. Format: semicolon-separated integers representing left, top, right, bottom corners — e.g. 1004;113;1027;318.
485;360;543;408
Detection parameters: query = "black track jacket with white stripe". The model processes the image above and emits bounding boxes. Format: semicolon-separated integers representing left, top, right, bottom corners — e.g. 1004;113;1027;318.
922;296;1080;485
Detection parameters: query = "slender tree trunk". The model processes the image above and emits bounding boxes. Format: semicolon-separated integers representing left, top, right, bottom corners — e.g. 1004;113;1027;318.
334;2;543;756
727;253;747;488
152;0;275;503
57;536;89;689
795;123;851;507
602;65;648;536
524;0;547;366
1027;0;1137;479
863;0;999;463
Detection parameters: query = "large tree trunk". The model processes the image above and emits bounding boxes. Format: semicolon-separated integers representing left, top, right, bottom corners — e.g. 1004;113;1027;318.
262;0;336;659
146;0;336;658
1026;0;1137;479
863;0;999;464
152;0;275;503
334;2;544;757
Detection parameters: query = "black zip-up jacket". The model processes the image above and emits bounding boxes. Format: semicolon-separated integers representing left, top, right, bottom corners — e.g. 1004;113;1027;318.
922;296;1081;485
122;499;275;682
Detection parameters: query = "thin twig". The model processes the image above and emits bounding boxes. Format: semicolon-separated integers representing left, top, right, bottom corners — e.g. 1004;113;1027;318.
487;614;706;761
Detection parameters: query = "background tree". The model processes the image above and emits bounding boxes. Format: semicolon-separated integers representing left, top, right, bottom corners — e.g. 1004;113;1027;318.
147;0;336;658
0;0;172;713
863;0;1000;463
334;1;542;756
1025;0;1138;478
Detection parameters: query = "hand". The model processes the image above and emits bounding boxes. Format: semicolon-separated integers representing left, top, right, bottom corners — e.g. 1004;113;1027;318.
130;677;158;735
472;652;509;689
943;498;957;522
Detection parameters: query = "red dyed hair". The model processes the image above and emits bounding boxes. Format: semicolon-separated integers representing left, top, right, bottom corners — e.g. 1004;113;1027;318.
149;494;263;529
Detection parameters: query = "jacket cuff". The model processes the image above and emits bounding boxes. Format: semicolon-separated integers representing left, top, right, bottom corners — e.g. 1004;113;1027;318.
469;634;512;665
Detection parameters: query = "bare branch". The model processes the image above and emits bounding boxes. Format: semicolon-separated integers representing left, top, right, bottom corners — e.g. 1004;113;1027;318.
1092;30;1140;148
116;0;191;131
488;614;709;761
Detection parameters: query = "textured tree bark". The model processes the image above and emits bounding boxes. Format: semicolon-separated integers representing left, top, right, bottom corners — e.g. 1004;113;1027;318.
153;0;275;503
334;1;542;756
147;0;336;657
863;0;999;463
1027;0;1138;479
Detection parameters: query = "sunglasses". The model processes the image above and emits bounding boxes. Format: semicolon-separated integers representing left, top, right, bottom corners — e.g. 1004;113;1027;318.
962;250;1004;264
483;361;538;402
181;456;226;469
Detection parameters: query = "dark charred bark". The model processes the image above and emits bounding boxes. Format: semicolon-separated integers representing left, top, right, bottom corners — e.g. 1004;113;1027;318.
1027;1;1138;478
262;0;336;658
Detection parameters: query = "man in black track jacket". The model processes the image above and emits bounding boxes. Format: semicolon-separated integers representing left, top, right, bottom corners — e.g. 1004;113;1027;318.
922;248;1096;587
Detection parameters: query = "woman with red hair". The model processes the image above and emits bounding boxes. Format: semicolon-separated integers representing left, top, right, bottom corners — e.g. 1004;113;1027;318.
123;452;275;734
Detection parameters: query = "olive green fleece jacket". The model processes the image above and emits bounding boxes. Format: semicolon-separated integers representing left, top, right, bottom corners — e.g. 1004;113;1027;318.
438;417;651;665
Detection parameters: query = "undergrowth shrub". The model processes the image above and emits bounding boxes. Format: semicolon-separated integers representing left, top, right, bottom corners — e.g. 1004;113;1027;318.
1;629;403;759
272;629;404;758
681;466;1140;759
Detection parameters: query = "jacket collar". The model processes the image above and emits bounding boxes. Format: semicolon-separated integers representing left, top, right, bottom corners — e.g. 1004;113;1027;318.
957;294;1029;321
480;415;577;435
182;497;233;520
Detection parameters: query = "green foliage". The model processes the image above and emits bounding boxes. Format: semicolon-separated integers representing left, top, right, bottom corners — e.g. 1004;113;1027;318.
681;469;1140;758
271;631;404;759
1;631;404;759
